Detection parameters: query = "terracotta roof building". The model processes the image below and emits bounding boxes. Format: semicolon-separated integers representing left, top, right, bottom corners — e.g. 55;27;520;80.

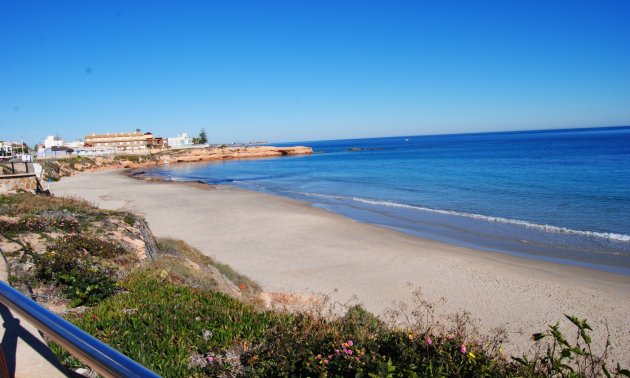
145;133;166;148
84;132;149;150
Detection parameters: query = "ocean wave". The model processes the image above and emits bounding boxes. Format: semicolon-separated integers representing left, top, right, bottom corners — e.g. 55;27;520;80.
297;192;630;243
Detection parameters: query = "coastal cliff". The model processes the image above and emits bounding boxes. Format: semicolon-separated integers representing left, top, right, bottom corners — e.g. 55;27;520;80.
40;145;312;180
162;145;312;163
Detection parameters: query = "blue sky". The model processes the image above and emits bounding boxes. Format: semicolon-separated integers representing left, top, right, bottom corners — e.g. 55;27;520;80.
1;1;629;146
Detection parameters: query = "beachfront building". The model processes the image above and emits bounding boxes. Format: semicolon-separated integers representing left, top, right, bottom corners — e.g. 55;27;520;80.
64;140;84;149
43;135;63;149
145;132;166;149
37;146;73;159
36;136;84;159
84;132;149;151
0;142;12;157
1;142;32;161
166;133;193;149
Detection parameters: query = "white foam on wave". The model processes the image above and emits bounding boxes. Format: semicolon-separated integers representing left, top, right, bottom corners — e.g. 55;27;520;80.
297;192;630;243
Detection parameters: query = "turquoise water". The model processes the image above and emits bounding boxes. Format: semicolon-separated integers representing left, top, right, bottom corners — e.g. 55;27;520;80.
147;126;630;274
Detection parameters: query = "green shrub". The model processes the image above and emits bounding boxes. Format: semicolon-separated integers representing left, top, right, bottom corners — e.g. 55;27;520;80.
0;215;81;234
0;219;27;234
513;315;630;378
123;212;137;226
52;268;629;377
33;250;117;307
48;234;128;259
58;271;275;377
28;234;128;306
0;193;137;238
0;193;96;217
242;307;504;377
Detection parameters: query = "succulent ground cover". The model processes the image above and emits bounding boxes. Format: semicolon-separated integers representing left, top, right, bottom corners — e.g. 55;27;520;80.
55;265;629;377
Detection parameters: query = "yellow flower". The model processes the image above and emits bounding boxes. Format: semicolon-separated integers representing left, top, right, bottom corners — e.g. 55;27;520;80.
468;352;476;359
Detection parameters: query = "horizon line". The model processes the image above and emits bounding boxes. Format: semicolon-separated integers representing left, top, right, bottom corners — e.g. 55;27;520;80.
272;124;630;145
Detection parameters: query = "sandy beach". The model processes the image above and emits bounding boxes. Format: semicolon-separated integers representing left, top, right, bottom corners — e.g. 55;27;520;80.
51;170;630;363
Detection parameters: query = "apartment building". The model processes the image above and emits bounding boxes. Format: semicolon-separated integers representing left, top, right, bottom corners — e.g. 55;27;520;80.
84;132;149;150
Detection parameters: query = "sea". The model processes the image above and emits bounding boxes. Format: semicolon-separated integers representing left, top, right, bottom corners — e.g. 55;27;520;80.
146;126;630;275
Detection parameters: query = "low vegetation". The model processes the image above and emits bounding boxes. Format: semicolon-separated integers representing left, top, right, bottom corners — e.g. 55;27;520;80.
51;270;274;376
1;193;628;377
40;154;159;181
155;238;261;301
52;267;629;377
0;193;143;307
52;267;509;377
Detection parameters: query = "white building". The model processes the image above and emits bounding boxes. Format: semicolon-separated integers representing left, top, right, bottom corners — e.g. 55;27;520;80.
64;140;84;149
167;133;193;149
0;141;12;157
43;135;63;149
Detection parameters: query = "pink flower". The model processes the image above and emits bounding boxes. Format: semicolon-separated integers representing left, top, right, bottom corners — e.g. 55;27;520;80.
317;354;322;360
323;359;329;364
425;335;433;345
460;344;467;354
347;350;353;355
206;356;214;363
347;340;354;347
335;349;340;354
328;355;333;359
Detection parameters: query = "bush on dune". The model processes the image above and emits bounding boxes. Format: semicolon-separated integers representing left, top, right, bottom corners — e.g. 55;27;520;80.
54;270;275;377
54;268;630;377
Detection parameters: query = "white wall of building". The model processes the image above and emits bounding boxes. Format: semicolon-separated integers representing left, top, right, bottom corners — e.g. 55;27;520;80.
0;142;12;157
64;140;84;149
167;133;193;148
43;136;63;149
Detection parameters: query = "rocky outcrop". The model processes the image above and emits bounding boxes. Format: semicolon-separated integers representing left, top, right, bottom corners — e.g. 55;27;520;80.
40;146;312;179
161;146;312;163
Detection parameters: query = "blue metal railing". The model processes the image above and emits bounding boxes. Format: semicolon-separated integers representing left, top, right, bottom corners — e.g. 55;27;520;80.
0;280;160;377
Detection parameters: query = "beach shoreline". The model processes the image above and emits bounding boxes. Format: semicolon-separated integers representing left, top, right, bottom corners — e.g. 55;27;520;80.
128;168;630;284
51;169;630;364
131;162;630;276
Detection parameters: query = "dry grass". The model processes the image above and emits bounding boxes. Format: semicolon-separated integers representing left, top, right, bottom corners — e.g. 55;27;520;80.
0;192;96;217
155;238;262;304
